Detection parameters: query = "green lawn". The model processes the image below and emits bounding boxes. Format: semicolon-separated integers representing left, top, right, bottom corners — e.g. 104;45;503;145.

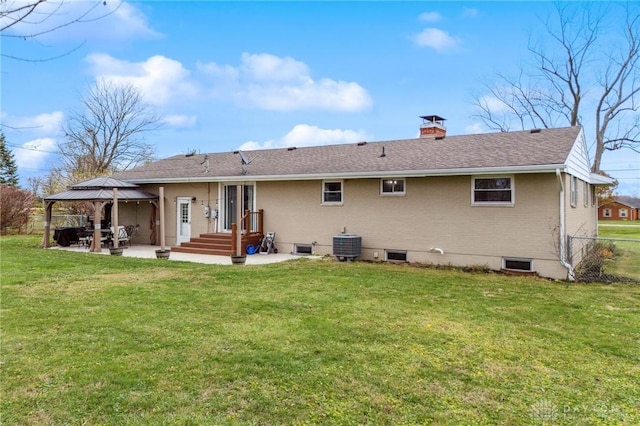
598;221;640;280
2;235;639;425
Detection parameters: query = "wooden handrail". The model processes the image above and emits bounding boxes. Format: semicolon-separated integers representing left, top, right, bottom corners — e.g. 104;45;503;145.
239;209;264;235
231;209;264;255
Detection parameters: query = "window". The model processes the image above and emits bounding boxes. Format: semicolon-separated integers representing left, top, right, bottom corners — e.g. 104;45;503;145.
570;176;577;207
620;209;628;218
381;178;405;195
385;249;407;262
603;208;612;218
472;176;513;205
322;180;343;205
583;182;589;207
502;257;533;272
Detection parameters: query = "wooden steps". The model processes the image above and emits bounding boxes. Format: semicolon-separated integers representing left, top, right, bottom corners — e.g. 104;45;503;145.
172;233;264;256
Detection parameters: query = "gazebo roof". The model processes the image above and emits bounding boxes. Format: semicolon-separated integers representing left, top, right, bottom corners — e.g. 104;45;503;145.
70;177;140;190
44;177;158;202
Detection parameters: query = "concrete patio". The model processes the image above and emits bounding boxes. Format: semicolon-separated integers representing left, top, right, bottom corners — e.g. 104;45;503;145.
50;244;320;265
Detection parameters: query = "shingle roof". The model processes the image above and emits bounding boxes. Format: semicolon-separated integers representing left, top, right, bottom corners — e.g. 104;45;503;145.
114;126;582;183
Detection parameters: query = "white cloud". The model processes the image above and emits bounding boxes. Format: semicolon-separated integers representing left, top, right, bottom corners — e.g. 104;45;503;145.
477;95;510;114
162;114;197;128
238;124;370;151
86;53;197;106
462;8;479;18
85;51;372;112
200;53;373;112
464;122;486;134
4;112;64;134
240;53;311;84
107;1;162;40
413;28;460;52
419;12;442;22
14;137;57;171
1;1;160;41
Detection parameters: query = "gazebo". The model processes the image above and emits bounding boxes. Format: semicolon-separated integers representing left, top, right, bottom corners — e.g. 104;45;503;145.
42;177;161;252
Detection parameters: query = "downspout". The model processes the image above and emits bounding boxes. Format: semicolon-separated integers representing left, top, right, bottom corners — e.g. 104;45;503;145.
556;169;575;280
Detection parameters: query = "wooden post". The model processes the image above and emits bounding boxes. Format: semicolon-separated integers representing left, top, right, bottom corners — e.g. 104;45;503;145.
235;185;242;255
258;209;264;235
112;188;119;249
231;223;238;255
159;186;166;251
92;200;102;253
42;201;53;248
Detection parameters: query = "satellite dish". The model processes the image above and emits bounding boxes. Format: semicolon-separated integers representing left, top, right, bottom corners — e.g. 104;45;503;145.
238;150;252;165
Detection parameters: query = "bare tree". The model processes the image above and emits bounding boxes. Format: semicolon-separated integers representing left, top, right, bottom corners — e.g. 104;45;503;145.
56;81;160;185
1;0;120;61
472;3;640;172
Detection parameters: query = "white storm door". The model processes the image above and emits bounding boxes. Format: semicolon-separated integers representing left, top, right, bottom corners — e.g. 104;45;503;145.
176;197;192;244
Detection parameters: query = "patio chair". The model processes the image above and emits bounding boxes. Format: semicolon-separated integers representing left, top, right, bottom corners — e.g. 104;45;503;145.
77;228;92;247
87;229;110;249
111;225;130;247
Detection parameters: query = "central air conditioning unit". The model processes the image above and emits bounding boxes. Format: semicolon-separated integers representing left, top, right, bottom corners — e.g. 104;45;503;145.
333;234;361;261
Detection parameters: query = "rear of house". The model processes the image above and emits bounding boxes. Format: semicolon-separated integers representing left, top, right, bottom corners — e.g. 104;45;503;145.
114;121;610;280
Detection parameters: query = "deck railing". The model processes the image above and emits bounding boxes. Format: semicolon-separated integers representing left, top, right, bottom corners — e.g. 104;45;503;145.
231;209;263;254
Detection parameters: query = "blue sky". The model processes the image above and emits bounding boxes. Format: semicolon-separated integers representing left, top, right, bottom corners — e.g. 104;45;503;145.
2;1;639;196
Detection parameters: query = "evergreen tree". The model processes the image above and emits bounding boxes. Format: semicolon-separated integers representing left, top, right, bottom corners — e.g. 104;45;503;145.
0;133;19;186
0;132;19;186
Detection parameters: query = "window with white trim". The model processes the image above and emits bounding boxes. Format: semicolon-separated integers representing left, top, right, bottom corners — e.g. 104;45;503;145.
322;180;343;205
583;182;589;207
603;208;612;218
472;176;513;205
380;178;405;195
620;209;628;218
570;176;577;207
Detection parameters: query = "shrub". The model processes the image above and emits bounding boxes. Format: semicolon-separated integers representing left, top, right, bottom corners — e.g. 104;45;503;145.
0;185;35;234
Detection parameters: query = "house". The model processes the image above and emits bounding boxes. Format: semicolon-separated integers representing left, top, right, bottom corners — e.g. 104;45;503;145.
113;117;613;280
598;199;640;221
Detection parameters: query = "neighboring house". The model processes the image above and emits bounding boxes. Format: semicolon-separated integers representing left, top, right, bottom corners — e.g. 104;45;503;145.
113;117;613;280
598;200;640;221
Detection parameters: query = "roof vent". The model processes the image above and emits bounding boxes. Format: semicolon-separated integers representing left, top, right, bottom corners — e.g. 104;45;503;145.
287;146;297;151
357;141;367;146
530;128;542;134
419;115;446;139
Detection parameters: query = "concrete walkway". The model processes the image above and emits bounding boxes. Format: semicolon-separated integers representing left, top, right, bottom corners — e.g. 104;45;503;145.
50;244;320;265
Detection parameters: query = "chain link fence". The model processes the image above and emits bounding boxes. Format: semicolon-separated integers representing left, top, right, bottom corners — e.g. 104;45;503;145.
568;235;640;283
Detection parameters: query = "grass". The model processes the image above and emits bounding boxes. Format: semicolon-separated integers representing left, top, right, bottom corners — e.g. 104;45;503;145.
2;235;640;425
598;221;640;280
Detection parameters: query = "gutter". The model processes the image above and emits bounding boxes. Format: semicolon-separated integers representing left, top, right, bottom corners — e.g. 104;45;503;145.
556;168;575;280
119;164;568;185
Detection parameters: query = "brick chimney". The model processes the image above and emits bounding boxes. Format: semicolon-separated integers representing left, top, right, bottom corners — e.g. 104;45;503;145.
419;115;446;139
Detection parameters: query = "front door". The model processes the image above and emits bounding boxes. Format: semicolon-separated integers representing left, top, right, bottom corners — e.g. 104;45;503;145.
176;197;192;244
223;184;255;232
